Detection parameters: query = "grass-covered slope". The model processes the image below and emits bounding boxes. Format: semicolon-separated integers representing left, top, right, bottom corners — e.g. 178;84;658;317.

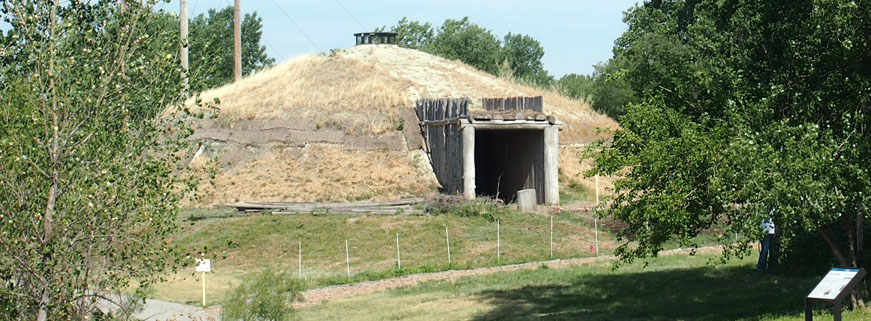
298;253;870;321
150;208;615;305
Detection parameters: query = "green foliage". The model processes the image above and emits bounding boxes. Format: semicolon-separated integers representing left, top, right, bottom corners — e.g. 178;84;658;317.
501;32;552;85
187;6;274;92
558;58;637;118
0;1;197;319
557;73;595;102
425;197;510;222
591;0;871;270
222;269;304;321
383;17;551;85
427;17;502;75
376;17;434;49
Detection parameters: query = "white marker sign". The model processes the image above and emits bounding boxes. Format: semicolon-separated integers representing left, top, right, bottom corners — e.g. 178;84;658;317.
195;258;211;273
807;268;859;300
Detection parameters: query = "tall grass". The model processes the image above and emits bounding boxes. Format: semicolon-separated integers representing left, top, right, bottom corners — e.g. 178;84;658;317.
152;208;616;304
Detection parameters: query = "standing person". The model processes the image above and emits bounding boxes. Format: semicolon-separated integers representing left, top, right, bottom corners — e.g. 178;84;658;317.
757;207;776;271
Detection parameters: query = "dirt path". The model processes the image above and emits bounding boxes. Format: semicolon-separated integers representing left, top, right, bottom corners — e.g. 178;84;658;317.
294;246;722;309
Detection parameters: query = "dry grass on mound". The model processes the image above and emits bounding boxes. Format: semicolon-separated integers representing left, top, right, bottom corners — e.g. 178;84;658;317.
191;144;439;205
192;54;411;118
183;45;617;141
340;45;618;142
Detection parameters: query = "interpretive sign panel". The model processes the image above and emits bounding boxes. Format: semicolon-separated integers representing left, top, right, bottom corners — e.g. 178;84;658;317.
807;268;861;300
805;268;866;321
195;258;211;272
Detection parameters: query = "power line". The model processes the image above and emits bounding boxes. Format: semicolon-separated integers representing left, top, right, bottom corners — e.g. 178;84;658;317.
268;0;322;52
334;0;366;31
216;0;282;62
262;38;283;62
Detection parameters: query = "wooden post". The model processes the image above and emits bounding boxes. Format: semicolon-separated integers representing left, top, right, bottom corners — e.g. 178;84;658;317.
298;240;302;279
396;233;401;270
595;173;599;255
446;226;451;265
201;271;206;306
544;126;559;204
805;297;813;321
550;215;554;259
497;220;501;261
180;0;189;92
233;0;242;82
516;189;536;211
462;125;476;200
345;239;351;278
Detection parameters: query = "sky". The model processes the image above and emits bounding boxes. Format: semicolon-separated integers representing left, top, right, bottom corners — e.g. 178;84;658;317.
156;0;641;77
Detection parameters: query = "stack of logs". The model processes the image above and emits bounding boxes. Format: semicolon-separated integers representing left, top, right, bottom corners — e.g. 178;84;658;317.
469;110;557;124
222;198;424;215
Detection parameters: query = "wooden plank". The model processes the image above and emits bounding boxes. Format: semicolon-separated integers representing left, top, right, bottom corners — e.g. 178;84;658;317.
457;125;464;195
230;198;425;210
244;198;423;208
454;123;463;194
272;209;424;215
439;124;447;190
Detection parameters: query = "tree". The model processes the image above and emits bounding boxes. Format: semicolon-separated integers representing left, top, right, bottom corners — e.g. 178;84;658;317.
591;0;871;277
187;6;274;92
589;58;637;119
380;17;434;49
0;1;196;319
557;73;595;102
383;17;553;85
501;32;551;85
558;59;636;119
427;17;503;75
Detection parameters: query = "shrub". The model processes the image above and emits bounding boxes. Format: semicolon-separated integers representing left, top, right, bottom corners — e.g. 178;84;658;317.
221;269;305;321
424;195;509;222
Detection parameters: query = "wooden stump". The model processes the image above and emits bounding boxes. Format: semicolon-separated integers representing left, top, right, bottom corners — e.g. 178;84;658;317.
516;189;537;212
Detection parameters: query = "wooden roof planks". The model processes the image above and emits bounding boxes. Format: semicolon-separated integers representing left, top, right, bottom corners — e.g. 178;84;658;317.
468;110;554;124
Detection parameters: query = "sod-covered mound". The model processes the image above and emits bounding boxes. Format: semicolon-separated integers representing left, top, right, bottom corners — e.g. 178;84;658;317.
181;45;617;206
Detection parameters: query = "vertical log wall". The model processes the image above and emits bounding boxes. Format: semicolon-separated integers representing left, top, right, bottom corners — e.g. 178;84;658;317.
482;96;543;112
415;98;469;196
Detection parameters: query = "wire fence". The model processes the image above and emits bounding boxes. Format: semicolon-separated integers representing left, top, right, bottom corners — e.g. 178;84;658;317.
288;214;614;282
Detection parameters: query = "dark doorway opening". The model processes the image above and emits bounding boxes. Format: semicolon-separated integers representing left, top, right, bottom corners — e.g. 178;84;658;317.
474;129;545;203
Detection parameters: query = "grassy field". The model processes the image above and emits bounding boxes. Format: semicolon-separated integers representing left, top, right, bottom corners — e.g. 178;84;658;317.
297;253;871;321
150;207;618;305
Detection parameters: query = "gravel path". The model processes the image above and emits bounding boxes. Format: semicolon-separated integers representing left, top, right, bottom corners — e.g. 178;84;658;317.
293;246;721;309
133;299;220;321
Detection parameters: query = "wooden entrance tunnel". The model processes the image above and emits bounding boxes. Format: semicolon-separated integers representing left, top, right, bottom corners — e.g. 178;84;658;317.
415;97;561;204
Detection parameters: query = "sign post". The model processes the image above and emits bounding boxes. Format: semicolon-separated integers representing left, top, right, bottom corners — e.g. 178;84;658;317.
195;258;211;306
445;226;451;265
805;268;866;321
594;173;599;255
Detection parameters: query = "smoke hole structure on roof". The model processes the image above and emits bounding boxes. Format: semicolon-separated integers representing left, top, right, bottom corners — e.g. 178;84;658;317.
354;32;397;45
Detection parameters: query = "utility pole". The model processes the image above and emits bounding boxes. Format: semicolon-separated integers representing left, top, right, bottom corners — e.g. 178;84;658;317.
180;0;189;94
234;0;242;82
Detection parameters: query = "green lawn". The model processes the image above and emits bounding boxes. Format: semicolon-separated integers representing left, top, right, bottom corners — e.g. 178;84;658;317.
297;253;871;321
152;208;617;305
